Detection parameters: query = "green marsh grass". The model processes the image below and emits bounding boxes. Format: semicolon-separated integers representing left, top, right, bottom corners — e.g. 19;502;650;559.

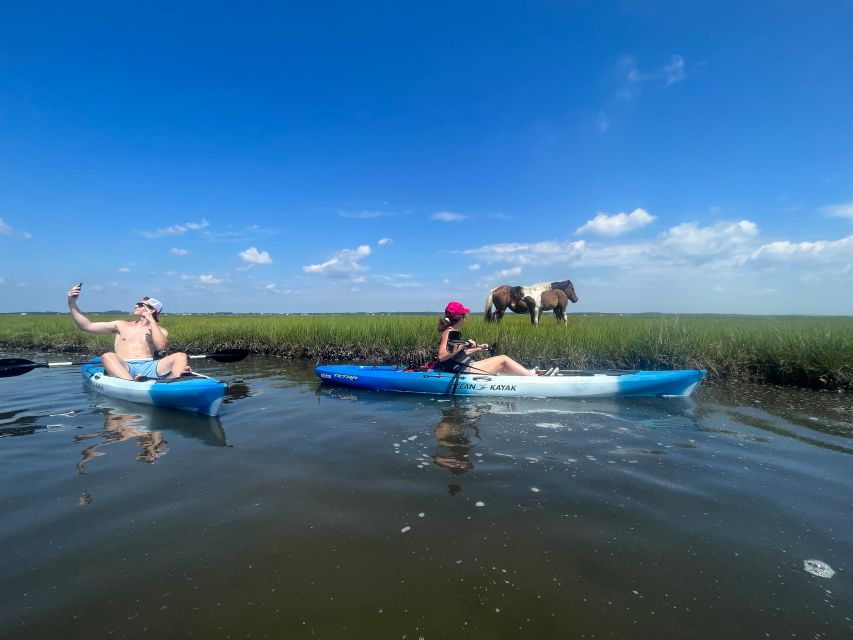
1;313;850;389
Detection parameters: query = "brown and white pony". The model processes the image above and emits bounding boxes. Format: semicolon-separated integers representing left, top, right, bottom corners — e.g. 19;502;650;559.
484;279;578;325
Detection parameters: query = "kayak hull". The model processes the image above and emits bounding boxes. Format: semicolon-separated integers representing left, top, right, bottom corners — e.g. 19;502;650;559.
82;360;227;416
315;365;706;398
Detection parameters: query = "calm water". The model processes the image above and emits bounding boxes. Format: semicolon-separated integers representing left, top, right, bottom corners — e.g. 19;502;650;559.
1;354;851;639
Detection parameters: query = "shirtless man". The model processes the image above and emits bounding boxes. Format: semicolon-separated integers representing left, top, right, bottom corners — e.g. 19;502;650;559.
67;283;191;380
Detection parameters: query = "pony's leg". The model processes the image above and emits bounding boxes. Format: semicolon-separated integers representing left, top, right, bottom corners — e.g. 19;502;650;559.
524;297;537;325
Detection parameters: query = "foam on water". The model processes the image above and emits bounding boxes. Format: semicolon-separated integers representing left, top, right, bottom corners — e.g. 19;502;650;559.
803;559;835;578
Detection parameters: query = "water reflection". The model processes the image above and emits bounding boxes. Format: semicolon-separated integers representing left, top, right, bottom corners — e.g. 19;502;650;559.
316;386;705;482
431;401;484;475
75;409;170;473
74;400;227;473
317;385;702;430
224;379;252;403
0;409;47;437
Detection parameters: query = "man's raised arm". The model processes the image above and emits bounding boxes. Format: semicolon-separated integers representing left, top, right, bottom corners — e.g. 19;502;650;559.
67;283;117;335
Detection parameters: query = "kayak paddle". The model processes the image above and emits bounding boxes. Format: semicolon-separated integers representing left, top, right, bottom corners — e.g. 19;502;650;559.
0;349;251;378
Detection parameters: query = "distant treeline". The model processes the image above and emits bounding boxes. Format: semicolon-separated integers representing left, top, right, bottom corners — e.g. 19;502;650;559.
1;313;850;390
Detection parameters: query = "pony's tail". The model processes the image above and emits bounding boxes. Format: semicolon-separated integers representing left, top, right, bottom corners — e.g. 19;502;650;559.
484;291;495;322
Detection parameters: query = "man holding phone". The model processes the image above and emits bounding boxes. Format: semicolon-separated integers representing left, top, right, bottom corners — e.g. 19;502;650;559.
66;283;191;380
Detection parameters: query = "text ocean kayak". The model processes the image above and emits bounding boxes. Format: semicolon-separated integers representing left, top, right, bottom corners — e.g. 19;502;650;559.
82;359;227;416
315;365;706;398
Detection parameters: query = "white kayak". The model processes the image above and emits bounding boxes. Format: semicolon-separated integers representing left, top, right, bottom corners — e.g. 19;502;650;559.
82;359;227;416
315;365;707;398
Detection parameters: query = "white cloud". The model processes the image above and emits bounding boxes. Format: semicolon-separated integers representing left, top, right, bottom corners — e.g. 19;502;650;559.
339;210;385;219
464;240;587;267
378;237;392;246
463;220;765;270
576;208;656;236
432;211;468;222
239;247;273;265
303;245;371;277
474;266;525;289
617;54;687;88
748;235;853;264
661;220;758;261
496;267;523;278
139;219;209;239
0;218;32;239
372;273;425;289
595;112;610;133
118;267;131;273
617;55;641;87
246;224;279;235
171;248;189;256
822;201;853;220
180;273;225;285
663;55;686;85
469;264;481;271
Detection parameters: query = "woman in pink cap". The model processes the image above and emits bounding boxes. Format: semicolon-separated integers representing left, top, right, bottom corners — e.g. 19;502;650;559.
435;301;535;376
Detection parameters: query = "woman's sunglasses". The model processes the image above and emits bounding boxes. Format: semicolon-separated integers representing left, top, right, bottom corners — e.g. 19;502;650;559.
135;302;155;311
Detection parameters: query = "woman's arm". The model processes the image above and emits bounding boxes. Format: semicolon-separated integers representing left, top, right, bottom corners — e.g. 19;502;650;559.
438;330;487;362
437;330;455;362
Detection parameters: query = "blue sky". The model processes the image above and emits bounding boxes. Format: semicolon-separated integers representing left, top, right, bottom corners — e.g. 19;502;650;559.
1;1;852;315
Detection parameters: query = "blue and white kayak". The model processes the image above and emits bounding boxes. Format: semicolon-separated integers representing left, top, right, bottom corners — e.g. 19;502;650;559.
82;359;227;416
315;365;706;398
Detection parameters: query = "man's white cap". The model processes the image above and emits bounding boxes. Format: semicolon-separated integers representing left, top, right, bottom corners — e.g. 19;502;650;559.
146;297;163;313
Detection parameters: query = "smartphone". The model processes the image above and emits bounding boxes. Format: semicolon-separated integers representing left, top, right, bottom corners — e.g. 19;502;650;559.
78;282;83;288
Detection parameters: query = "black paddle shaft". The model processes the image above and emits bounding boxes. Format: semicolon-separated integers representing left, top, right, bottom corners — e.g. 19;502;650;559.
0;349;250;378
0;358;77;378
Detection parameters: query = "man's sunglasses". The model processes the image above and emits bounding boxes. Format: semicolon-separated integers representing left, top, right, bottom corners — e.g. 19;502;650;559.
135;302;155;311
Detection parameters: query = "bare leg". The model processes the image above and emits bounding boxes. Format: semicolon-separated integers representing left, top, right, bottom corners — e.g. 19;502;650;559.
101;352;133;380
470;355;535;376
155;353;192;378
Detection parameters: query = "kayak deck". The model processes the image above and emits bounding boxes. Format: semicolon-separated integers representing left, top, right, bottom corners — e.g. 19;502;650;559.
316;365;706;398
82;360;227;416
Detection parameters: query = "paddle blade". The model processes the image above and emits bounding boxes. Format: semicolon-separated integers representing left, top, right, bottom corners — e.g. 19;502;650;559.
207;349;251;363
0;359;43;378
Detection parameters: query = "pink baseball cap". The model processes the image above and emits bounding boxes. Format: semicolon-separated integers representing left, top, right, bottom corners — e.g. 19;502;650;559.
444;301;471;317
